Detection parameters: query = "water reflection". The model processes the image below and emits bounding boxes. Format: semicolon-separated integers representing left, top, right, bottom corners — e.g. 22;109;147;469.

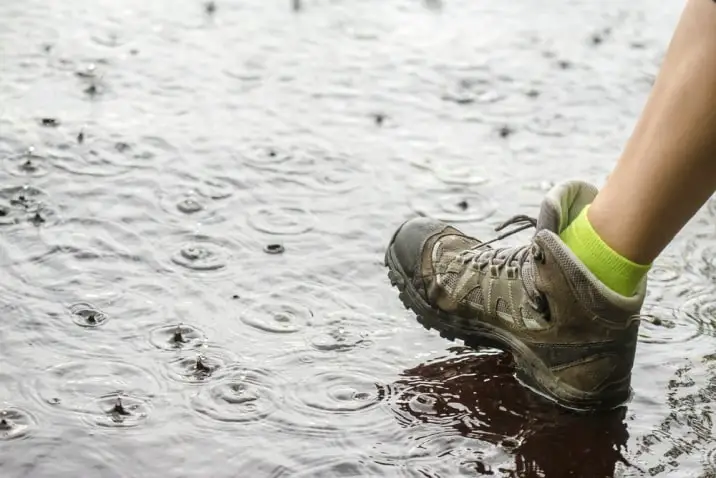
391;348;632;477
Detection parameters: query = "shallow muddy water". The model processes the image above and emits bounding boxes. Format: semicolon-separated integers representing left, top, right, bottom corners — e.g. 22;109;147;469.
1;0;715;476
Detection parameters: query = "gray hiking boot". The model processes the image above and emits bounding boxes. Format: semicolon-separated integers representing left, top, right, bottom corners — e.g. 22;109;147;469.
385;180;646;410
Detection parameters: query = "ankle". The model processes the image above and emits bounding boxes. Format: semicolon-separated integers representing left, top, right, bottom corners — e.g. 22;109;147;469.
587;193;656;265
559;205;651;296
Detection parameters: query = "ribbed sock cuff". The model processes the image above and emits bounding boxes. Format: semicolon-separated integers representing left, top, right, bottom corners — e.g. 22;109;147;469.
559;205;651;296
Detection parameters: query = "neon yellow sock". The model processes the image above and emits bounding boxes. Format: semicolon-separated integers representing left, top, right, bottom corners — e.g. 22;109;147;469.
559;205;651;296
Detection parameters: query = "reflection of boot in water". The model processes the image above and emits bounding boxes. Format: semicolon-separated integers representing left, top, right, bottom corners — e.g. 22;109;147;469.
390;348;632;477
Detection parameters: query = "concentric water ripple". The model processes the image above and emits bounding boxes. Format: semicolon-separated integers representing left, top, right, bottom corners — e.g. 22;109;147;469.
274;365;392;439
441;77;506;107
392;385;468;430
192;176;236;200
247;205;316;235
3;146;51;177
239;144;312;174
164;346;236;384
171;243;227;271
299;160;365;194
165;234;241;276
307;310;375;353
26;360;162;429
681;294;716;335
643;256;704;303
149;323;207;350
156;177;235;224
234;276;379;350
409;188;498;223
86;392;152;428
0;407;36;440
648;258;683;284
637;302;710;345
430;150;508;187
240;301;313;335
289;369;384;412
160;190;206;216
69;302;109;328
409;146;509;188
190;365;283;425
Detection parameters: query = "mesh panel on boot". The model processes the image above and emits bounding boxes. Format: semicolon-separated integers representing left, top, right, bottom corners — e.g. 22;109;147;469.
465;286;484;307
496;298;509;314
442;272;460;291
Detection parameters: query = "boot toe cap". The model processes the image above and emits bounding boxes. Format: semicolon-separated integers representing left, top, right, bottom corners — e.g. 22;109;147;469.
388;217;446;279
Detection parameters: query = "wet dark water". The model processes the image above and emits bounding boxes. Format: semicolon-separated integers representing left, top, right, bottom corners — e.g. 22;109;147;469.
1;1;715;476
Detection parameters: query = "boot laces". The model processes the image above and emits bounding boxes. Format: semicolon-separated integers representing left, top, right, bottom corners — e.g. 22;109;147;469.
457;215;547;313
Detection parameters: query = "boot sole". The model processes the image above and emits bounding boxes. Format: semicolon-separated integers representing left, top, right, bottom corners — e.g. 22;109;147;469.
384;242;628;412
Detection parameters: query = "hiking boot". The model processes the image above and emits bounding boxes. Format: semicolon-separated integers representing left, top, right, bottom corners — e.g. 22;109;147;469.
384;180;646;410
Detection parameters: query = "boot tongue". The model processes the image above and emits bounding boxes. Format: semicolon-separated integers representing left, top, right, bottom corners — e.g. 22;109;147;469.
536;180;599;233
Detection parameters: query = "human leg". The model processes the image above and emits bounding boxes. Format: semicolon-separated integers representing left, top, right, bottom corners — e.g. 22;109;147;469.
562;0;716;297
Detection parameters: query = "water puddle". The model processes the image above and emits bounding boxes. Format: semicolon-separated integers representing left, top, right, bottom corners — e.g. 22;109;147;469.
0;0;704;476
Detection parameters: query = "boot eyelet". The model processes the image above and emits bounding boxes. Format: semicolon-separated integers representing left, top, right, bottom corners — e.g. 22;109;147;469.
489;265;499;278
532;244;545;264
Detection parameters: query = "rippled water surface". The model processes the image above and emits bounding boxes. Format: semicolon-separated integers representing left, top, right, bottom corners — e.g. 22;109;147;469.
1;1;715;476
